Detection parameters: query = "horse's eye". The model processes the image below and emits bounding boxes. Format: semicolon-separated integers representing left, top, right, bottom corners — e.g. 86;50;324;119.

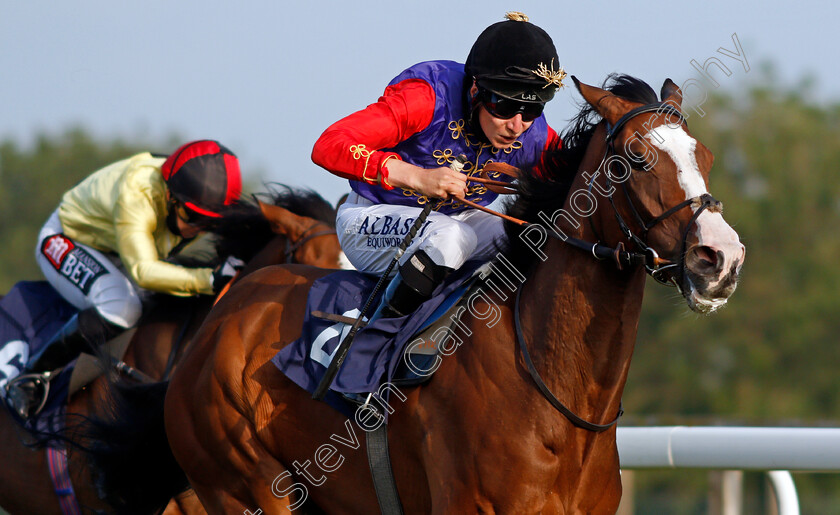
627;151;648;170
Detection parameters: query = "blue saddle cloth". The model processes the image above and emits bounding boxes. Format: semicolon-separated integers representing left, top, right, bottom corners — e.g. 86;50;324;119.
0;281;76;355
0;281;77;433
271;261;482;412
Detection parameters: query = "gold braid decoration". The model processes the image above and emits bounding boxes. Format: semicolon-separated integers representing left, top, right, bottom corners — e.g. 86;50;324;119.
349;143;371;160
448;119;466;140
533;58;567;89
402;188;430;205
349;144;376;183
470;183;488;195
449;118;490;149
505;11;529;22
482;159;500;179
488;140;523;155
433;149;454;165
502;141;523;154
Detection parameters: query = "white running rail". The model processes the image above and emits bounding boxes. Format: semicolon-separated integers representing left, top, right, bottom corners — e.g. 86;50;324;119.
617;426;840;515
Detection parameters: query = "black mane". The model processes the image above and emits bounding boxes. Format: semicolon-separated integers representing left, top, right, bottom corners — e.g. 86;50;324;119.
502;74;658;271
257;183;337;228
181;184;337;266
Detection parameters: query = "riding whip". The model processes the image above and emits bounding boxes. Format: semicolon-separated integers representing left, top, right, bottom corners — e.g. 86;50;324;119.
312;155;468;400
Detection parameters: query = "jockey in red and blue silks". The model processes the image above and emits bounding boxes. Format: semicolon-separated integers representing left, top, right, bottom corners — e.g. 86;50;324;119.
313;12;565;321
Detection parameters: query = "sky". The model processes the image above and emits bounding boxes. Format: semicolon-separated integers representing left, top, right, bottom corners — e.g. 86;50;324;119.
1;0;836;205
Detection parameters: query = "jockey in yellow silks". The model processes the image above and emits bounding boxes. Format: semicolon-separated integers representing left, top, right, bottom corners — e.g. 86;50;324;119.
4;140;244;418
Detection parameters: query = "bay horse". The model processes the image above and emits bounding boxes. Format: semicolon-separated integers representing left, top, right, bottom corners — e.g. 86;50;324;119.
84;75;745;514
0;187;343;515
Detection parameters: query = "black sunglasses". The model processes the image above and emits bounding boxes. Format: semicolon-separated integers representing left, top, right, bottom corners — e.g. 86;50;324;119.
168;198;214;227
481;91;545;122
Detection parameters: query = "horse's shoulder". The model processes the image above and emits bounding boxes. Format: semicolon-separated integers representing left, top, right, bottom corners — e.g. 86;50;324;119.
238;263;334;289
198;264;333;382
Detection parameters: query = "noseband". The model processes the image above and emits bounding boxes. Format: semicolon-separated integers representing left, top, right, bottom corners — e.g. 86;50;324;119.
283;222;337;264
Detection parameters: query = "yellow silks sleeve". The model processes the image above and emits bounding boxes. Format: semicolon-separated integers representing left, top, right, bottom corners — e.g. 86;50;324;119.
59;153;214;296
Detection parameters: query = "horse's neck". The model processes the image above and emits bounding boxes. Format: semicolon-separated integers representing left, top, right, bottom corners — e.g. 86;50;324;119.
518;126;647;426
520;242;646;422
240;235;288;276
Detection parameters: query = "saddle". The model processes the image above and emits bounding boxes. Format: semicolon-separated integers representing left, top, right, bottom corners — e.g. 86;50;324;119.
272;261;490;417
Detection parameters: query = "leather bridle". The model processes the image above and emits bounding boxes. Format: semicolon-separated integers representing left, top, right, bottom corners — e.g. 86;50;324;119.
589;102;723;288
514;102;724;432
283;221;337;264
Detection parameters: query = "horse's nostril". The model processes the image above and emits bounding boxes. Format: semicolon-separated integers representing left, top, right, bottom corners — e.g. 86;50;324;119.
699;247;717;266
687;245;721;275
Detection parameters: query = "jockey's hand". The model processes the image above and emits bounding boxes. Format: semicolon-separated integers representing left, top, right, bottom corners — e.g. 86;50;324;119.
212;256;245;294
385;160;468;200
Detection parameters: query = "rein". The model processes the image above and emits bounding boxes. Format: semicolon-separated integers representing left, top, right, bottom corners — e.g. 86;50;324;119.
459;197;668;272
284;221;337;264
514;286;623;432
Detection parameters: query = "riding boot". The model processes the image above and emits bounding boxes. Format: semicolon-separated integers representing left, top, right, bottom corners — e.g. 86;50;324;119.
370;249;453;321
4;308;123;419
26;307;123;375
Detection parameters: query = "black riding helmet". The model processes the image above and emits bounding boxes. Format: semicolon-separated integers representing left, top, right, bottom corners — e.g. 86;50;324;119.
465;12;563;104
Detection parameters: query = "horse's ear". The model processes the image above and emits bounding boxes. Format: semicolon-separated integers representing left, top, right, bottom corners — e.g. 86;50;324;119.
258;200;300;237
660;78;683;107
336;193;349;210
572;75;627;125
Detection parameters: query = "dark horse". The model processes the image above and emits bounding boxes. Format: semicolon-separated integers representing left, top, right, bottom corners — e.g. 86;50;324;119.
0;186;344;515
81;76;745;514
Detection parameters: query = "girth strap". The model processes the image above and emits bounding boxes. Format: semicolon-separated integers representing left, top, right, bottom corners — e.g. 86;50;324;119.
162;306;195;380
366;421;404;515
46;445;82;515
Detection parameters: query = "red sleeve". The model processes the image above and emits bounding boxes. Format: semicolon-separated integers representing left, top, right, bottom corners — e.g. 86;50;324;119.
311;78;436;189
533;124;562;179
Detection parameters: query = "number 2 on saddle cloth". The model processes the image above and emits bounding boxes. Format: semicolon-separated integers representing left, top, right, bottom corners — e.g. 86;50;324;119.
0;281;77;410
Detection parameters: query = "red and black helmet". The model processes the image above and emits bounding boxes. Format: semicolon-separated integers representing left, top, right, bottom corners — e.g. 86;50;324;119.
161;140;242;218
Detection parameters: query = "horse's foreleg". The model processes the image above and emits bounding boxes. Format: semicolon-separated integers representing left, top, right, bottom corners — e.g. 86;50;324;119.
189;467;304;515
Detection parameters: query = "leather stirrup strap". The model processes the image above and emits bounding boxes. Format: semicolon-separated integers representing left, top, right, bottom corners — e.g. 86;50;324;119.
366;422;404;515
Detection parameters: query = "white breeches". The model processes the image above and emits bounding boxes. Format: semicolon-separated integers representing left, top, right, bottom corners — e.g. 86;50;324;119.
336;192;505;275
35;211;142;328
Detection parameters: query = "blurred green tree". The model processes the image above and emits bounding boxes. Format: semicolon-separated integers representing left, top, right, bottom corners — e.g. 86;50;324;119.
0;128;156;290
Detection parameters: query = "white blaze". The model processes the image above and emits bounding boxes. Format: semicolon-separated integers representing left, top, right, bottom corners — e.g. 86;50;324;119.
647;125;706;199
646;124;740;255
645;124;744;311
